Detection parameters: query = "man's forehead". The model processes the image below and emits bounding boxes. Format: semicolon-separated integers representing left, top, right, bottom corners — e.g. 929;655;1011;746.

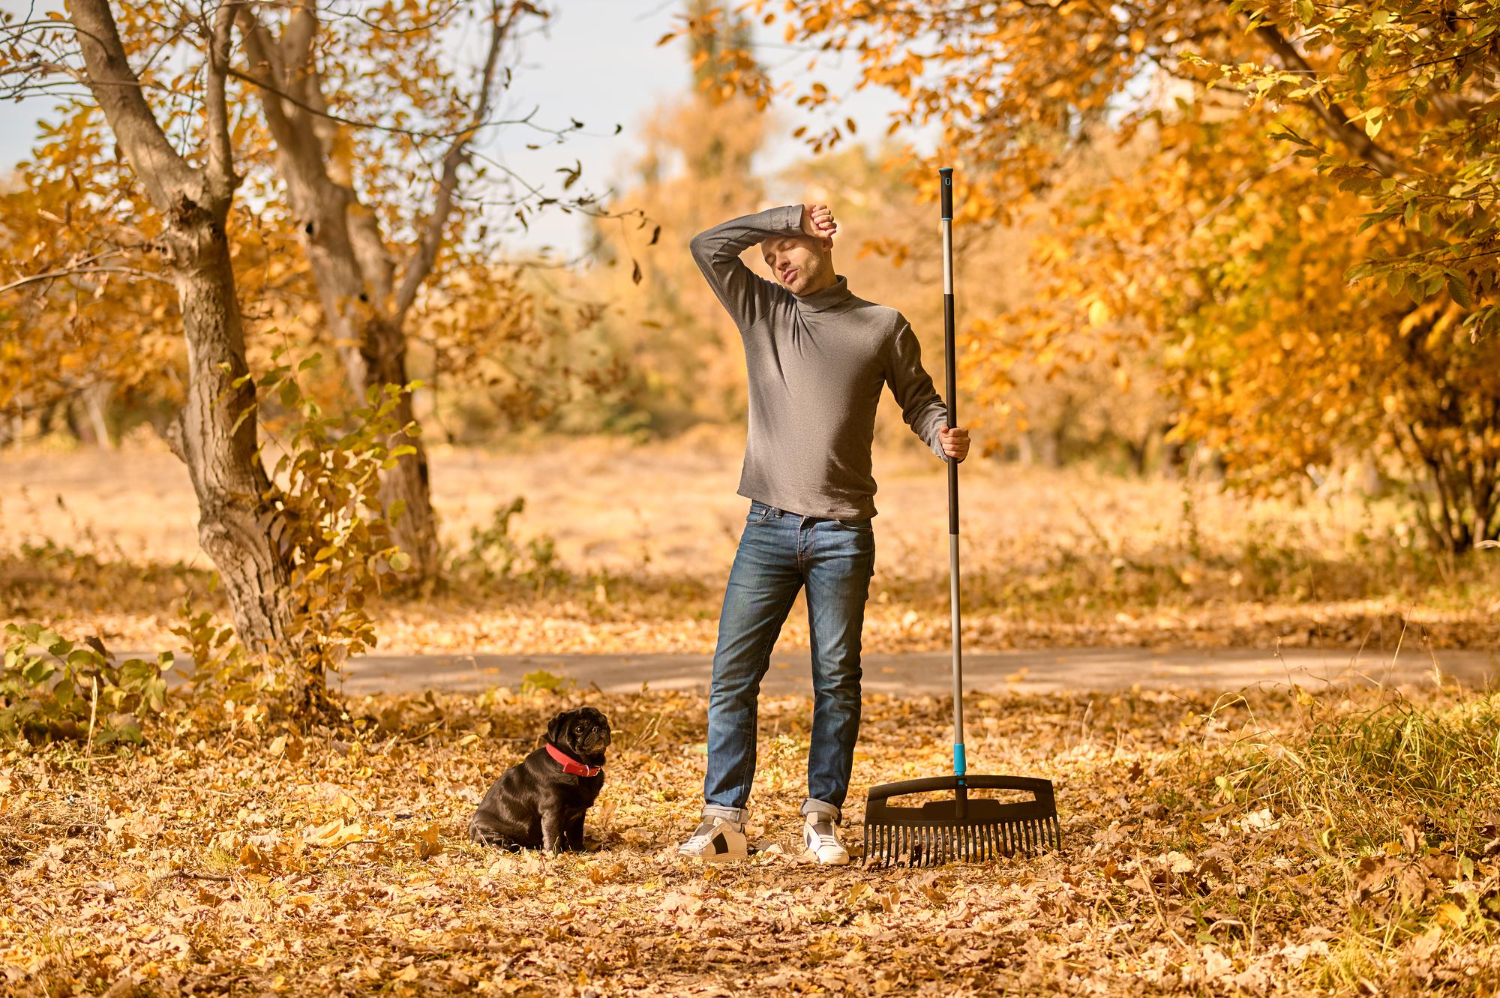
761;234;808;255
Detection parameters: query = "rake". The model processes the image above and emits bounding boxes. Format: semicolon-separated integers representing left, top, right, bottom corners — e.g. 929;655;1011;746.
861;166;1061;867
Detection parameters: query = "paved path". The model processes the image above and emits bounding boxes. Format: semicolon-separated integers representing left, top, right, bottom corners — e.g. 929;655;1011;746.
140;644;1499;698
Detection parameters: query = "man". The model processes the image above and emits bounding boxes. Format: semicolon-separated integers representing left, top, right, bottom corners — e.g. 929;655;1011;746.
677;201;970;865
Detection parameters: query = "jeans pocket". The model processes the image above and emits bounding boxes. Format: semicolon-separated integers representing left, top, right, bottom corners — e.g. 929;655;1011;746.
833;517;872;532
747;500;773;523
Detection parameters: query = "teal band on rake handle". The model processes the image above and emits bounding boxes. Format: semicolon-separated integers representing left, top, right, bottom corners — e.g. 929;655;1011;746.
954;743;966;776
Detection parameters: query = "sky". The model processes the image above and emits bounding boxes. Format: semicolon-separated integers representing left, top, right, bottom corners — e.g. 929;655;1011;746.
0;0;939;257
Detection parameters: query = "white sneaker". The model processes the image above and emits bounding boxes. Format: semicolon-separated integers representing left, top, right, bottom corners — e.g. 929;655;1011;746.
677;815;748;861
801;814;850;865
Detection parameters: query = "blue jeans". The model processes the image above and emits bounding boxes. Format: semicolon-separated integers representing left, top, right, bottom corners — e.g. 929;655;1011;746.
702;498;876;824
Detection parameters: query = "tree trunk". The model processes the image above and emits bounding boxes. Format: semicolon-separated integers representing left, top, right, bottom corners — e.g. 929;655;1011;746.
68;0;299;680
365;316;441;581
165;209;295;654
285;185;443;583
249;111;444;585
233;2;523;587
84;379;114;450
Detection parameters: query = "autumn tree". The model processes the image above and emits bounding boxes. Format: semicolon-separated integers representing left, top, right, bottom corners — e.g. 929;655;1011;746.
230;0;557;583
1;0;620;710
669;0;1500;553
0;0;299;653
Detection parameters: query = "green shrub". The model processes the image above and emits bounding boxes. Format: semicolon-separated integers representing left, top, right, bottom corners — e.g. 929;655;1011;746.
445;495;568;592
1;623;170;746
518;668;574;694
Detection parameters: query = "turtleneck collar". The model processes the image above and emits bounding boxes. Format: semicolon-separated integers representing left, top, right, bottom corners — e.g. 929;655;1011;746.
794;273;853;313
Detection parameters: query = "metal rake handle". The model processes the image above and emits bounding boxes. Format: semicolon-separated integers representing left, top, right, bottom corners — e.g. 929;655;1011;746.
939;166;964;779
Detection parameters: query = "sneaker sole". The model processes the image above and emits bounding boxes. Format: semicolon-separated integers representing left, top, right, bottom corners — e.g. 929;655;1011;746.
800;846;851;866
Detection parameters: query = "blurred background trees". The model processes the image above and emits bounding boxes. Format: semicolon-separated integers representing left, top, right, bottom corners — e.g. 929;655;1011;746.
666;0;1500;554
6;0;1498;581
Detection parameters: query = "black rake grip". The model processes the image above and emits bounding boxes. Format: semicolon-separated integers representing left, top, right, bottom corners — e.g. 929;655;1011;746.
865;774;1054;805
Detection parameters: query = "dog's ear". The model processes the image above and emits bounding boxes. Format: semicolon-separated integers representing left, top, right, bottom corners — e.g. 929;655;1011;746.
545;711;569;746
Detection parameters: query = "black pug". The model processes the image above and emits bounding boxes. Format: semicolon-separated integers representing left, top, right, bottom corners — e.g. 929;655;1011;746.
468;706;610;853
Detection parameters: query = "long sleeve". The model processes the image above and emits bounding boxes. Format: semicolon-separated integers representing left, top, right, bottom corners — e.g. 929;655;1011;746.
885;314;949;460
689;204;804;332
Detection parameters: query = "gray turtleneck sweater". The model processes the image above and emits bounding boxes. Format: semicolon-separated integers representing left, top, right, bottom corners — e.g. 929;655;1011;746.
690;204;949;520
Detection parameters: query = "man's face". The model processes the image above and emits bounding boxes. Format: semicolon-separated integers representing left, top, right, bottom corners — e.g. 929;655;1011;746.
761;234;830;296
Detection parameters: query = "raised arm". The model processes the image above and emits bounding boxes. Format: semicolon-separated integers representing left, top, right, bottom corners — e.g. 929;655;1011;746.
885;314;949;460
689;205;804;332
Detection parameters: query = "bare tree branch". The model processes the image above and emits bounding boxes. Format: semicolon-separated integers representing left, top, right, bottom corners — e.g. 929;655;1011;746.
0;265;173;295
203;0;241;201
65;0;199;211
1242;9;1401;176
394;0;520;320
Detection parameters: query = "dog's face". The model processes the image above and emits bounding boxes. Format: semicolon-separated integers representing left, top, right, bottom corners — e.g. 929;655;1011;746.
546;706;611;759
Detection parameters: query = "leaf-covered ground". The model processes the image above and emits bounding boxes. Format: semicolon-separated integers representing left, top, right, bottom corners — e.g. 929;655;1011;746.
4;684;1498;996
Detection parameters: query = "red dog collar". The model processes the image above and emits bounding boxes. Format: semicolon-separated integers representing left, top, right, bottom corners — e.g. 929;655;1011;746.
546;742;602;777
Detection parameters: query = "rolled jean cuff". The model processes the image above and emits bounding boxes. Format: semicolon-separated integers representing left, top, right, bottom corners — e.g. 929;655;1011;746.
801;798;842;824
702;804;747;825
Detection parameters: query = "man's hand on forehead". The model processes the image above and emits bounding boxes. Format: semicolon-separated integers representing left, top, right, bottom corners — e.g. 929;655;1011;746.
801;203;836;246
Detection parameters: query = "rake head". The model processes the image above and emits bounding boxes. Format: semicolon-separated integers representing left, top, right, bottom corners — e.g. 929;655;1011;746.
861;774;1060;867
